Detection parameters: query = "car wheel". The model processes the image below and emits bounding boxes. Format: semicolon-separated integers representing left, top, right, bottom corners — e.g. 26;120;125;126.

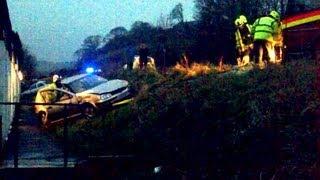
82;104;96;119
38;112;48;127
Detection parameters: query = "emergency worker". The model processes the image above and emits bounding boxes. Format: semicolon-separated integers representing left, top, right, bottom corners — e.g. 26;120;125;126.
35;74;62;104
48;74;60;89
138;44;149;70
234;15;253;66
132;44;156;71
251;10;282;67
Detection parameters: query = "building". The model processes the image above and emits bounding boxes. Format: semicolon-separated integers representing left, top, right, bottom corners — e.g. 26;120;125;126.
282;8;320;60
0;0;21;145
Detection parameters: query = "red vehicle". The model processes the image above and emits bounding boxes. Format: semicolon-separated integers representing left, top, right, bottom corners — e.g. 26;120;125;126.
282;8;320;61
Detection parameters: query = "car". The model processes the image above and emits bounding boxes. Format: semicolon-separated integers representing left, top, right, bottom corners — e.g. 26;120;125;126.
34;74;131;126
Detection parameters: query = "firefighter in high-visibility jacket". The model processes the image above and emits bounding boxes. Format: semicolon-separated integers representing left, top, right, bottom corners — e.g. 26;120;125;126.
251;11;282;67
234;15;253;66
35;74;62;104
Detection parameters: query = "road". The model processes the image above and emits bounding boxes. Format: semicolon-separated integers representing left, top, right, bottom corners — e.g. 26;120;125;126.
1;106;78;168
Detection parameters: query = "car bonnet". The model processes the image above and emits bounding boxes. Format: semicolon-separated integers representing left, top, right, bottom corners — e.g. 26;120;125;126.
79;79;128;95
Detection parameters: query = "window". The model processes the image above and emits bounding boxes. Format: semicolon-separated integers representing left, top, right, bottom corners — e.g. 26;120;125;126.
36;82;46;88
29;84;37;90
67;75;108;93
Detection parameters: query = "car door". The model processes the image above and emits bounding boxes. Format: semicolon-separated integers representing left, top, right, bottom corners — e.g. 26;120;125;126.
50;89;79;121
38;89;57;120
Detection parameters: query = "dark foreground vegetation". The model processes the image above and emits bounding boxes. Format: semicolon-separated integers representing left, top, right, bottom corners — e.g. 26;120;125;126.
55;59;319;179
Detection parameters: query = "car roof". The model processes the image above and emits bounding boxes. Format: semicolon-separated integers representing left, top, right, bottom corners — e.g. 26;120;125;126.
36;80;46;84
28;80;46;88
30;80;45;85
61;74;88;84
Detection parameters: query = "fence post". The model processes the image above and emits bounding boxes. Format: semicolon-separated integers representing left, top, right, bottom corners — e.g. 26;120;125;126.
63;105;68;168
0;115;2;152
13;104;20;168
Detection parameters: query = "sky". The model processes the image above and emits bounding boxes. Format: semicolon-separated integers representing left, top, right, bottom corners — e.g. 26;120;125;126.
7;0;195;62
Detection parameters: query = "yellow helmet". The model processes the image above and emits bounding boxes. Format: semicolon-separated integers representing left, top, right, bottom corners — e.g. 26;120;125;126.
270;10;280;20
239;15;247;24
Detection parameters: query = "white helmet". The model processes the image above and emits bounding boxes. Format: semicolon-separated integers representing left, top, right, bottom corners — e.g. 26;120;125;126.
52;74;59;83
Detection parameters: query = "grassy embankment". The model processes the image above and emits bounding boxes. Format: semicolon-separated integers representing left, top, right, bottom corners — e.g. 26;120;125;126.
56;60;319;178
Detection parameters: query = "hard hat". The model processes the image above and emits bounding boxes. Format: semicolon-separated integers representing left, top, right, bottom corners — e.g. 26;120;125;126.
239;15;247;24
52;74;59;83
269;10;280;20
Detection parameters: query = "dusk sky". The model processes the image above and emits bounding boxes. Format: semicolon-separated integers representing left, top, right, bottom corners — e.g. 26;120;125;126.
7;0;195;63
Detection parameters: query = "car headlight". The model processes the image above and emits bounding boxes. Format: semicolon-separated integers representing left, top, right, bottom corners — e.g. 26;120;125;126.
100;93;112;100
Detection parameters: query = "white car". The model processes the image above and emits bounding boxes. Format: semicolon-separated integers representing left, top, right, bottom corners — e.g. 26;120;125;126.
35;74;131;126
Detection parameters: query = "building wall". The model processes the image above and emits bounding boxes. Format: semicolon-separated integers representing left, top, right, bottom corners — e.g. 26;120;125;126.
283;21;320;53
0;41;20;144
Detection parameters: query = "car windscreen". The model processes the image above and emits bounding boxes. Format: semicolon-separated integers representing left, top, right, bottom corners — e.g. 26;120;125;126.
29;83;37;90
67;75;108;93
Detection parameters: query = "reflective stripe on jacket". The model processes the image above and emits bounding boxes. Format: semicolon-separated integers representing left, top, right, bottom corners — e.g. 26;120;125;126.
235;24;252;51
252;16;281;42
235;30;243;50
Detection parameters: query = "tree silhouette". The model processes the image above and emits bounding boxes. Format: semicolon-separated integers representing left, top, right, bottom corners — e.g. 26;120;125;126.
104;26;128;42
75;35;102;69
170;3;184;24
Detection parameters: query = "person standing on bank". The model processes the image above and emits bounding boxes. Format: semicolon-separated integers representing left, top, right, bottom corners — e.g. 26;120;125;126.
251;10;282;67
234;15;253;66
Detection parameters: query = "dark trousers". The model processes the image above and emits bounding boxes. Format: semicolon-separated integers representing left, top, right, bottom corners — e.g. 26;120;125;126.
252;40;274;64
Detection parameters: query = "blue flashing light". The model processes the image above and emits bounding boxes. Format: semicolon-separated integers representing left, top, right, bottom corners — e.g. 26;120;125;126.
86;67;94;74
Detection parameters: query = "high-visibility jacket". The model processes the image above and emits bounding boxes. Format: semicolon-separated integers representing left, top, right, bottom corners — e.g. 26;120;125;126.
35;83;57;103
252;16;281;42
235;23;252;51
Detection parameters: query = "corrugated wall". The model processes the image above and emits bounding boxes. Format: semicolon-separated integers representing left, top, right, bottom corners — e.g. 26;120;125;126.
0;41;20;144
